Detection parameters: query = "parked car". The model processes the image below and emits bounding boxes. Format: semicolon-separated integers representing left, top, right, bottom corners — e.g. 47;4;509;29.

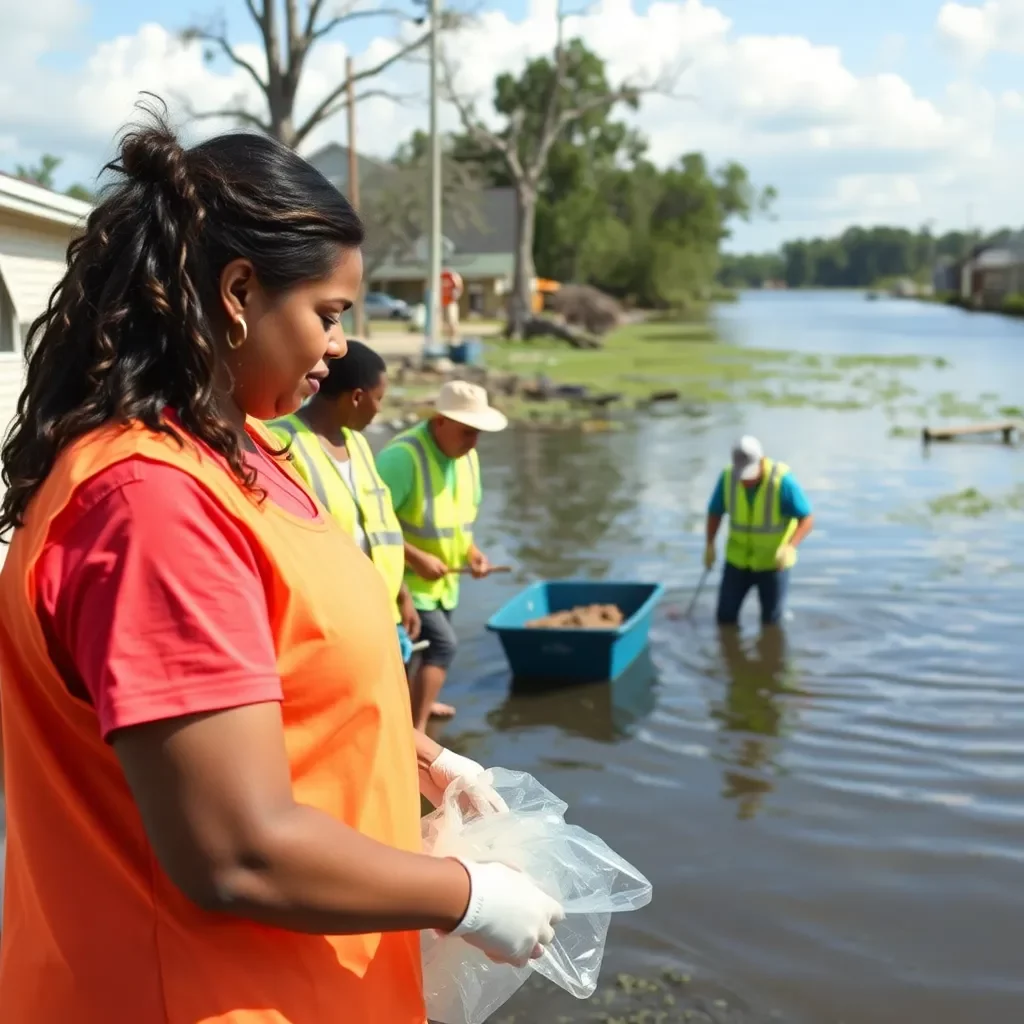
364;291;412;321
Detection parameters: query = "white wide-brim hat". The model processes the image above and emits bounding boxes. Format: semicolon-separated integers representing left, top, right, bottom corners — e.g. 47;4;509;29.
436;380;509;432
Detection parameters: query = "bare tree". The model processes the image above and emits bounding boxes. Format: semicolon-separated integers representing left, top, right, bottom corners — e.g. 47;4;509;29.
441;3;678;339
182;1;451;150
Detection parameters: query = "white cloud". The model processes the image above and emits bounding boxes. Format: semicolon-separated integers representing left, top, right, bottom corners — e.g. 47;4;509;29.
0;0;1015;244
1001;89;1024;111
834;174;922;213
937;0;1024;61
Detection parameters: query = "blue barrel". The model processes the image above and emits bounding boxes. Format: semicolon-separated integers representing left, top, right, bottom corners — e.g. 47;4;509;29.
447;338;483;365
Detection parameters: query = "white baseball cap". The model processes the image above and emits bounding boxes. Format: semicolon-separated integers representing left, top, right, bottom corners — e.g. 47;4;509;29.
731;435;764;481
436;380;508;433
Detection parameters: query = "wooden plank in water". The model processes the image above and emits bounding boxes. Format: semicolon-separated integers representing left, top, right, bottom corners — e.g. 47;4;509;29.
922;421;1019;444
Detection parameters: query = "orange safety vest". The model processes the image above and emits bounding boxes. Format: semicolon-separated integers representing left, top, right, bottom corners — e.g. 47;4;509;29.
0;420;426;1024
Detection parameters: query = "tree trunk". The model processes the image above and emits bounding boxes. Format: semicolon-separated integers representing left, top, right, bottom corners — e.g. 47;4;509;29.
266;64;298;148
268;91;297;148
507;185;537;340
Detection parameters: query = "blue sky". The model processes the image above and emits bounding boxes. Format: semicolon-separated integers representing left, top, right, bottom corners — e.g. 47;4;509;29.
6;0;1024;251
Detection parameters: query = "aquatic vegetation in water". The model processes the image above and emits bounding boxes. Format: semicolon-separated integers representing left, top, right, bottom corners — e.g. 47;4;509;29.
928;486;1024;517
832;353;933;370
928;488;995;517
888;485;1024;523
932;391;992;420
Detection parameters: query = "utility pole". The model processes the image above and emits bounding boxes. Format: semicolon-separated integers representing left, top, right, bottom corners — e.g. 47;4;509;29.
346;55;365;338
425;0;443;353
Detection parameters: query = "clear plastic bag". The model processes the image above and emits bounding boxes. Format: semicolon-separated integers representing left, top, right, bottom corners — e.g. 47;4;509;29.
421;768;652;1024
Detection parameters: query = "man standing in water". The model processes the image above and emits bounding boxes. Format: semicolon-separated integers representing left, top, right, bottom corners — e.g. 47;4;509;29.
704;435;814;626
377;380;507;729
268;342;421;662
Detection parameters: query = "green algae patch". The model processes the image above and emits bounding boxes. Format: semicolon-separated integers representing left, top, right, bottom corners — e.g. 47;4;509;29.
888;484;1024;524
929;488;996;517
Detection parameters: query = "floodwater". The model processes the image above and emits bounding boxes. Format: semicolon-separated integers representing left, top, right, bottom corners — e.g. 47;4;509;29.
427;292;1024;1023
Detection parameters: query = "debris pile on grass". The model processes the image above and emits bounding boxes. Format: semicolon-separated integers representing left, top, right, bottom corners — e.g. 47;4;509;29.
549;284;624;336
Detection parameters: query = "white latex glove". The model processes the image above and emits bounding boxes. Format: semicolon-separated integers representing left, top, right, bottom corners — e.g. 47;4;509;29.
775;542;797;570
452;859;565;966
420;748;509;814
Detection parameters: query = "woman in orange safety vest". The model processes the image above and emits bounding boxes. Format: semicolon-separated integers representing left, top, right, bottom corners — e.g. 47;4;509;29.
0;113;561;1024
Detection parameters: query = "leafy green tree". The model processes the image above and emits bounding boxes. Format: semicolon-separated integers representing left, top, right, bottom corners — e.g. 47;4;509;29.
12;154;94;202
734;224;990;289
443;20;647;337
15;154;61;190
445;27;774;315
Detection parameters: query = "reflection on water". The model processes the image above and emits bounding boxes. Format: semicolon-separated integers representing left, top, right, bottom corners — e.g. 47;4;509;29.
430;293;1024;1024
713;628;798;821
487;651;660;748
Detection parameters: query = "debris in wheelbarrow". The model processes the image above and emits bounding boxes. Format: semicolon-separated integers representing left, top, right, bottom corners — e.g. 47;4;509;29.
526;603;624;629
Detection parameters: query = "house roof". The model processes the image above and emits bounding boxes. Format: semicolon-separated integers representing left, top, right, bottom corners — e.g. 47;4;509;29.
369;187;517;283
0;172;92;227
370;252;514;282
969;230;1024;263
307;143;516;273
445;188;516;254
304;143;392;196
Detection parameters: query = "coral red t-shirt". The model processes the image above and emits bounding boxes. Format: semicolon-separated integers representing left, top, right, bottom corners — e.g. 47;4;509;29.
34;443;319;739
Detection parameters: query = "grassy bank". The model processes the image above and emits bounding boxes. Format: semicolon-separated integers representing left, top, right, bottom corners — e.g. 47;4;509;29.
378;319;1017;431
481;321;950;420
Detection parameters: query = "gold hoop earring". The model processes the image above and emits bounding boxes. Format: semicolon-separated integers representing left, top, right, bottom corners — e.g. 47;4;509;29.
226;318;247;350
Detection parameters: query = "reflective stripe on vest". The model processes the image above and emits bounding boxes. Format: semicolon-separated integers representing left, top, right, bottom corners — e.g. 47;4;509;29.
268;416;406;613
728;460;784;535
384;420;480;610
723;457;797;571
394;433;478;541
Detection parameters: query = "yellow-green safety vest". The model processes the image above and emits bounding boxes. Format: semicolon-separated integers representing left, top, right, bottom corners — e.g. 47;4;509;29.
382;420;480;611
267;414;406;622
723;457;798;572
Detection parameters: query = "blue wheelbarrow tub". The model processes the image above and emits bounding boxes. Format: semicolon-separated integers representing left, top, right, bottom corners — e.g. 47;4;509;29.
485;580;664;683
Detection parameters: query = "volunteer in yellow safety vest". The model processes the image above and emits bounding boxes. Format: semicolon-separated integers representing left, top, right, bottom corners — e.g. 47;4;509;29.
703;435;815;626
267;341;421;662
376;380;508;730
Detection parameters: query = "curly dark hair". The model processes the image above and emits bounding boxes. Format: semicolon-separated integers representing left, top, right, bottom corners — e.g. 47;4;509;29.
0;100;364;539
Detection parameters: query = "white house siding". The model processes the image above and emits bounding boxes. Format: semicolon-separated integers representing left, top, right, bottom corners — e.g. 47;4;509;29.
0;217;71;337
0;215;77;461
0;183;90;571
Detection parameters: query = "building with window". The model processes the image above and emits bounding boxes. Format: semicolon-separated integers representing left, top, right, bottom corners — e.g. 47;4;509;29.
0;175;90;555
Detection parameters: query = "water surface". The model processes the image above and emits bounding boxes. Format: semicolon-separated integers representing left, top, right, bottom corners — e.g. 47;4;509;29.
430;292;1024;1023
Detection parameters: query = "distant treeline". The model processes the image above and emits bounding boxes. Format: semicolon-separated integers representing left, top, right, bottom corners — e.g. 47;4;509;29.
718;225;1022;290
